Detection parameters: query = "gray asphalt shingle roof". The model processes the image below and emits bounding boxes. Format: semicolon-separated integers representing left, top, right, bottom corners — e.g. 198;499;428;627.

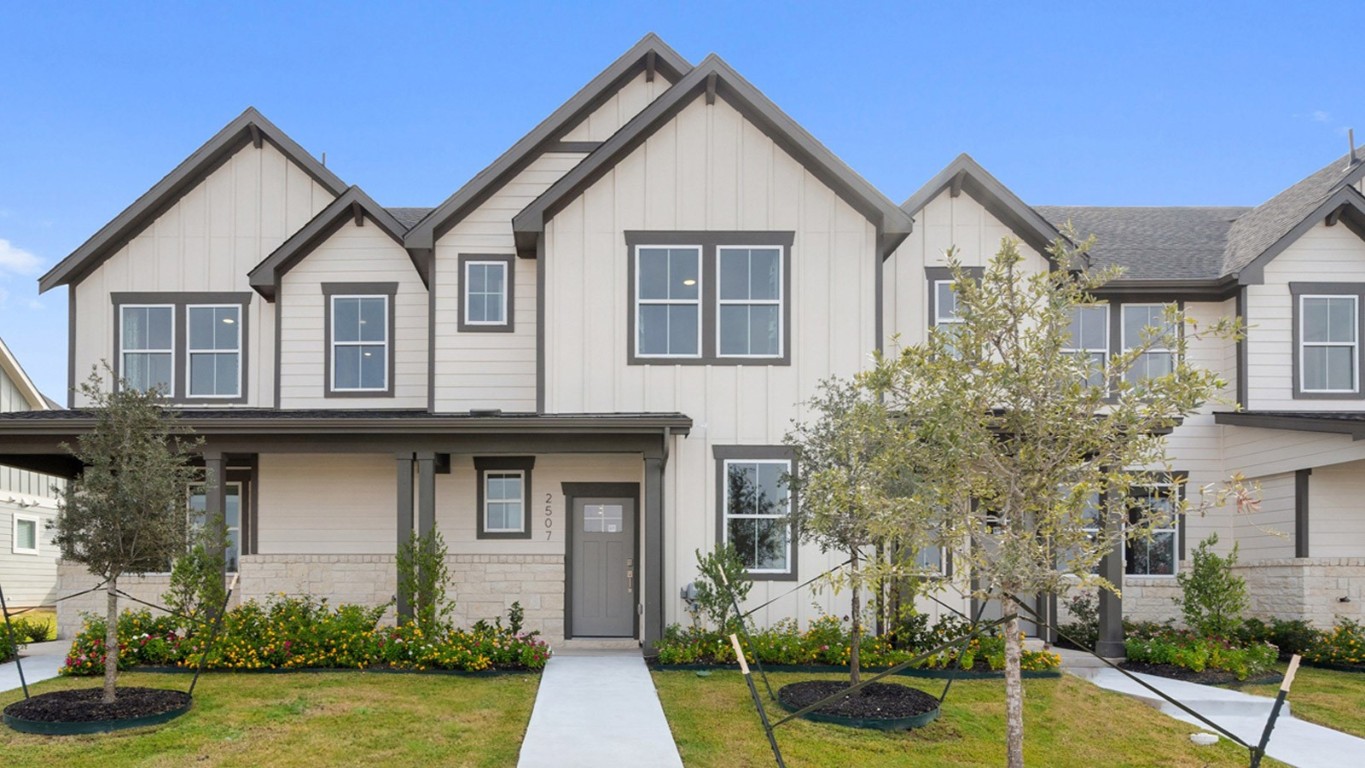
386;207;435;230
1035;206;1249;280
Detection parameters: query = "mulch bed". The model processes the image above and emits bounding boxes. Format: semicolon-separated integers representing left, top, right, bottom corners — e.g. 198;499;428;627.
3;687;191;723
777;680;939;719
1119;661;1280;687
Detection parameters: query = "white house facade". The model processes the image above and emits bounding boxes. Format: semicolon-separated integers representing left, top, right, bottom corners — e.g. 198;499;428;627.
3;35;1364;647
0;337;61;609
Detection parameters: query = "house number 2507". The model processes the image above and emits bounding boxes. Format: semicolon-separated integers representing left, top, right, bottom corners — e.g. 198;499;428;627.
544;493;554;540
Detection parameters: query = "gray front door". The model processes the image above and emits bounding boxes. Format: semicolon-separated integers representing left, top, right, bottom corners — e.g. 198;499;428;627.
571;497;636;637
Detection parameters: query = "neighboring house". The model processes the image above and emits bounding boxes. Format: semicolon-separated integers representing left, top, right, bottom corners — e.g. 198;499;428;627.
0;336;62;609
0;34;1362;646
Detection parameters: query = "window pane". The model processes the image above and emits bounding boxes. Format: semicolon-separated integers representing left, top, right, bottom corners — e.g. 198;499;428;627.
638;248;671;300
935;282;957;321
667;305;698;355
224;488;241;528
216;353;239;396
334;298;360;342
669;248;699;300
147;307;173;349
750;248;781;301
728;517;788;571
1327;346;1355;391
1304;346;1328;390
639;305;669;355
485;295;504;323
215;307;239;350
468;293;487;323
755;462;788;513
359;345;386;389
468;264;487;293
334;345;360;389
189;306;214;350
719;305;747;355
719;249;749;300
359;298;386;342
1329;297;1356;343
17;519;36;550
226;529;240;572
189;353;216;395
122;307;147;349
1067;306;1107;350
719;305;780;357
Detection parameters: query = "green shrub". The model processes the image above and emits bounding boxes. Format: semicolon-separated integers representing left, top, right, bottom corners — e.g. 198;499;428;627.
1124;628;1277;680
1059;591;1099;649
688;543;752;632
1175;534;1247;638
397;529;454;635
1302;618;1365;667
1239;618;1322;661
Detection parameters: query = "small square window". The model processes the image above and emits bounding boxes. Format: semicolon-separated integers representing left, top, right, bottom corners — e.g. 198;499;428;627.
460;255;515;332
13;515;39;555
475;457;534;539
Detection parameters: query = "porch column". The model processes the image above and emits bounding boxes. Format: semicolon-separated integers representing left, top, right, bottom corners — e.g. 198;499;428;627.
1295;469;1311;558
416;452;437;539
395;452;415;619
643;456;665;652
204;451;228;575
1096;514;1125;658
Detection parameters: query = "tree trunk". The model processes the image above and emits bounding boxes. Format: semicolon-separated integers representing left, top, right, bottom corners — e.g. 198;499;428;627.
874;543;886;637
103;576;119;704
849;548;861;686
1004;604;1025;768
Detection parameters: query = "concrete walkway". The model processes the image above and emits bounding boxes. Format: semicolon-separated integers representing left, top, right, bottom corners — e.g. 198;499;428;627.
518;650;683;768
1056;649;1365;768
0;640;68;694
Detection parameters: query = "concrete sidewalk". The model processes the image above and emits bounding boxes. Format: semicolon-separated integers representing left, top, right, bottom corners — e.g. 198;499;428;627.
0;640;68;694
1056;647;1365;768
518;651;683;768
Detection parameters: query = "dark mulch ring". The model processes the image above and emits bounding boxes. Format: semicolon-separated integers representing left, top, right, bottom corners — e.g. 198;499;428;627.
1120;661;1281;687
3;687;191;723
777;680;940;728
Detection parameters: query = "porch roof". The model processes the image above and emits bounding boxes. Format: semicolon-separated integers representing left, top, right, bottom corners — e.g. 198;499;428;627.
1214;410;1365;439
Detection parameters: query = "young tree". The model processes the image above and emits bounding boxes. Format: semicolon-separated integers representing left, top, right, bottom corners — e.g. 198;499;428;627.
53;368;203;703
1176;533;1248;638
864;237;1242;768
785;377;924;685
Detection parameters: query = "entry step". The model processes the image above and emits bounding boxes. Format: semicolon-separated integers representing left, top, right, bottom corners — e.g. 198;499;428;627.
556;638;641;653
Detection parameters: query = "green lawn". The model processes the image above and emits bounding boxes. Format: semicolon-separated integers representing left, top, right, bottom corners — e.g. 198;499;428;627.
653;670;1283;768
1243;664;1365;739
0;670;539;767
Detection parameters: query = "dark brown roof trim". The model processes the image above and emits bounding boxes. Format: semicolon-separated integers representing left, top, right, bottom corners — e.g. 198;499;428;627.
403;33;691;251
1236;186;1365;284
900;153;1062;260
1214;410;1365;439
248;187;423;301
511;54;915;260
1092;276;1240;302
39;107;347;293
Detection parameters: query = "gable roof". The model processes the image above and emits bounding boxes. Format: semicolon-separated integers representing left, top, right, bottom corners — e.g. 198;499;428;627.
1226;152;1365;282
403;34;691;252
0;336;53;412
1035;206;1250;280
38;107;347;293
248;187;421;301
901;154;1062;258
512;54;914;259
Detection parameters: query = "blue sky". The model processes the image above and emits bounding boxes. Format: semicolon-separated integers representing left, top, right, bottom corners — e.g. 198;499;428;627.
1;1;1361;399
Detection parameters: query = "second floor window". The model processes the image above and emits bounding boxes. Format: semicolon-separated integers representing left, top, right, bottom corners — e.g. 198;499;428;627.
121;305;174;394
330;295;389;392
1121;304;1177;386
636;246;702;357
1300;295;1358;393
459;254;514;331
187;306;241;398
718;247;783;357
1064;305;1109;388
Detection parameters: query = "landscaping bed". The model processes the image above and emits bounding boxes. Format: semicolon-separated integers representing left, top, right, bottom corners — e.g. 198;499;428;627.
651;661;1061;679
3;687;191;735
1118;661;1281;687
776;680;939;730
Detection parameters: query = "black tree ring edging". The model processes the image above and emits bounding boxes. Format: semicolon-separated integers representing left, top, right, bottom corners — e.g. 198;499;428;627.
3;688;192;735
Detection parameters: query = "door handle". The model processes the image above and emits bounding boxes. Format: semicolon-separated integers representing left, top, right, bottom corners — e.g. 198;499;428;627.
627;568;634;593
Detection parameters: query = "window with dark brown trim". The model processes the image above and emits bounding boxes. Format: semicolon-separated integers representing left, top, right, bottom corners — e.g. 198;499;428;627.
475;456;535;539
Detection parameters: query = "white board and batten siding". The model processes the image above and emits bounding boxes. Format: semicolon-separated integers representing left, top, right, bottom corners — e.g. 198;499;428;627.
277;222;429;408
71;142;335;407
542;95;880;629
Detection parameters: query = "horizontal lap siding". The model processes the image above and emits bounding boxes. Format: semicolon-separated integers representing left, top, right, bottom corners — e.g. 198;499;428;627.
1248;222;1365;411
257;454;397;554
1235;472;1296;560
278;223;428;408
72;143;334;407
431;154;586;412
1309;461;1365;557
544;96;879;629
0;503;60;606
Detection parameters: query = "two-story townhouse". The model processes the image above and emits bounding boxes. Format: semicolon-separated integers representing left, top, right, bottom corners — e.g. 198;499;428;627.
0;336;62;609
4;34;1363;649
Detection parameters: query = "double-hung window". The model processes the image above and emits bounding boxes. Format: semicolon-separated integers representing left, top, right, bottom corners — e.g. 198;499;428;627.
1064;305;1110;389
459;254;514;332
717;246;783;357
1299;294;1358;393
120;305;175;394
716;447;795;579
329;295;389;393
187;305;241;398
1125;483;1179;577
628;232;793;364
12;514;39;555
1121;304;1177;386
188;483;242;572
475;457;534;539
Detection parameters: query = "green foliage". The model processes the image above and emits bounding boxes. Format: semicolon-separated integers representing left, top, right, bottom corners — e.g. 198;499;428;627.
688;543;752;632
396;528;455;635
1303;618;1365;667
1124;628;1278;680
60;596;550;676
1238;617;1322;661
163;518;229;628
1059;591;1100;650
654;615;1061;672
0;628;16;663
1175;534;1247;638
4;616;53;645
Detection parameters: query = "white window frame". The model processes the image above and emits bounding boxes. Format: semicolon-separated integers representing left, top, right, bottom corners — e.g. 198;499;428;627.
933;280;963;328
187;482;243;573
12;513;39;555
119;303;175;396
721;458;793;576
1064;304;1110;389
1299;294;1359;394
185;304;242;399
329;294;389;392
483;470;526;534
634;245;703;359
715;245;785;359
1125;483;1179;578
1121;303;1177;385
463;260;509;327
